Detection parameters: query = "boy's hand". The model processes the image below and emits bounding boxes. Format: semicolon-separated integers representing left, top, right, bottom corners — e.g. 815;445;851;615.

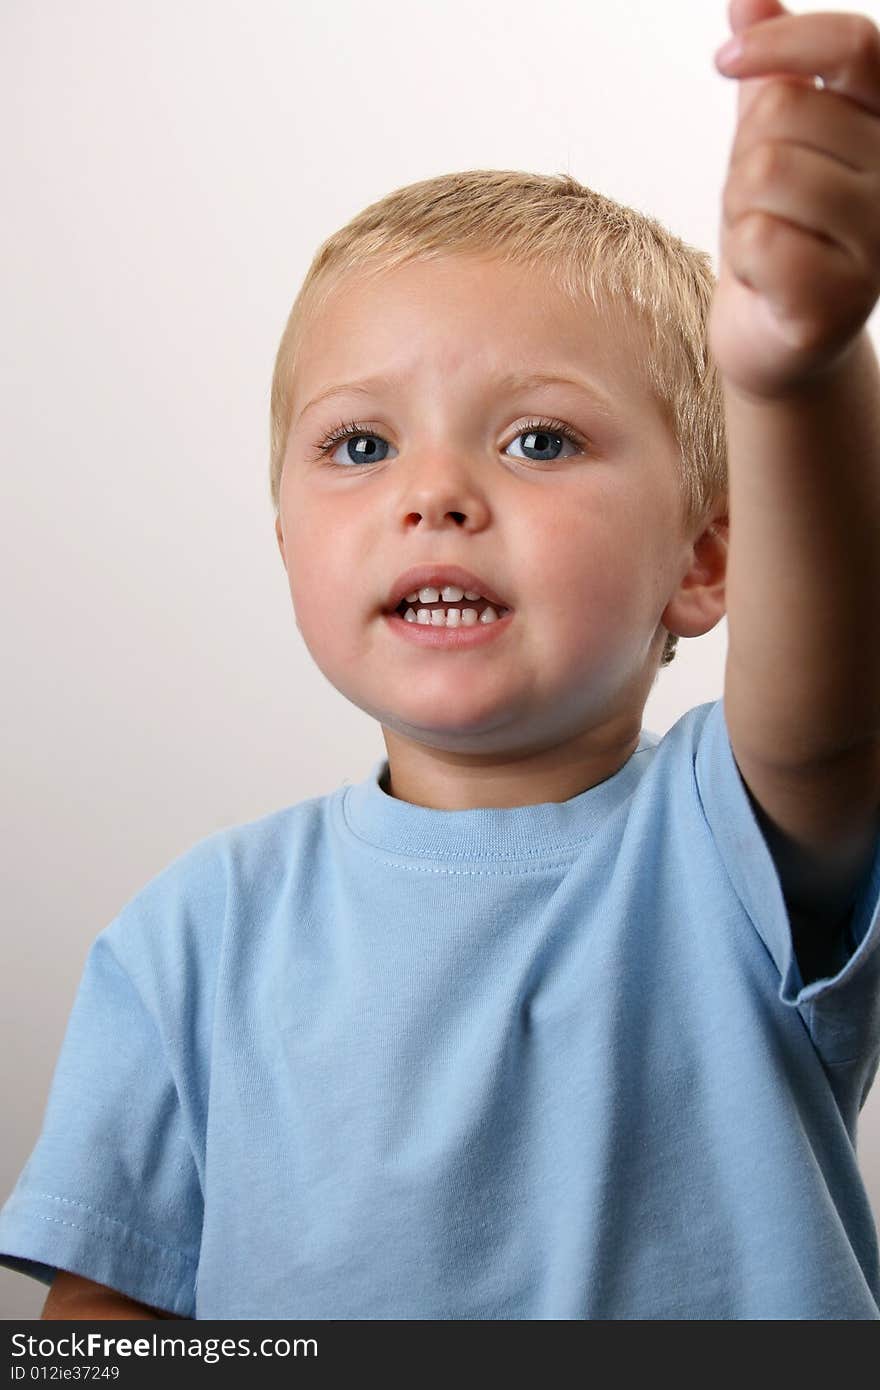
708;0;880;399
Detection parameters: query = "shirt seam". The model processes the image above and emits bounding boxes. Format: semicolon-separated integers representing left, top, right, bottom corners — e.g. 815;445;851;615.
343;855;579;874
22;1191;199;1264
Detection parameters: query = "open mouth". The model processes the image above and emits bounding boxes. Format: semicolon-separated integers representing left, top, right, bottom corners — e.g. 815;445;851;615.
395;595;509;620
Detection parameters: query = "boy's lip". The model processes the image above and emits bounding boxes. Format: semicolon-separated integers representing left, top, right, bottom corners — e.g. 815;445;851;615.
384;564;512;614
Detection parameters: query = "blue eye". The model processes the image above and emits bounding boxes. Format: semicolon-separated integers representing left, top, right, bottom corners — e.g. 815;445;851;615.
314;423;393;466
311;417;587;467
506;421;583;462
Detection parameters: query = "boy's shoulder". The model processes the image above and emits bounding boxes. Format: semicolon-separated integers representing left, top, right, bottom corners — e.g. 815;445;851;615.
100;785;340;969
627;699;720;798
642;697;718;755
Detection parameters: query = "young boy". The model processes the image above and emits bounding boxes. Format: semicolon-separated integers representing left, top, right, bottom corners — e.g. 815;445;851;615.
3;3;880;1320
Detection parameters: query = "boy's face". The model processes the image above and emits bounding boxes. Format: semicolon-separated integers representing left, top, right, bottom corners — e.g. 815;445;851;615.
276;253;727;809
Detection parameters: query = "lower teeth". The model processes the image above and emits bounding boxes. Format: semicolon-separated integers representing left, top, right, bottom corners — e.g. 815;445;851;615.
401;606;507;627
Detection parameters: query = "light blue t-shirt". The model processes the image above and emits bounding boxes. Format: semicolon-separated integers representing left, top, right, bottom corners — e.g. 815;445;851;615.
2;698;880;1320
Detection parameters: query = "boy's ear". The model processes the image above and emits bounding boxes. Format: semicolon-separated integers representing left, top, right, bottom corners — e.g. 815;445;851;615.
661;511;729;641
275;515;287;567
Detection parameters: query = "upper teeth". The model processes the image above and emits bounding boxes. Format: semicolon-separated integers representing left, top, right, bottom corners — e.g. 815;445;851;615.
404;586;485;604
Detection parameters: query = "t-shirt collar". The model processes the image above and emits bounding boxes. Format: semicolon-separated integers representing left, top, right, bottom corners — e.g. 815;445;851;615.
339;731;658;861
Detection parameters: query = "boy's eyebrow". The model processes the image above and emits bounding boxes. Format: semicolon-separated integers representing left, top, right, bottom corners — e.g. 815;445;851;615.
295;369;619;426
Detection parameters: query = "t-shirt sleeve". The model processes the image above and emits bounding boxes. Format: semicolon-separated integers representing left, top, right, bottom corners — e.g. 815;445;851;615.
693;698;880;1077
0;930;202;1317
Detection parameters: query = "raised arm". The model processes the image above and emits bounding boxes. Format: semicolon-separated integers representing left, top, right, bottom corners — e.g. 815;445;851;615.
709;5;880;935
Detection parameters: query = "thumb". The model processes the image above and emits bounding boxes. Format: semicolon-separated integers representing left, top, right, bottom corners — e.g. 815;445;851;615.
722;0;812;123
728;0;788;34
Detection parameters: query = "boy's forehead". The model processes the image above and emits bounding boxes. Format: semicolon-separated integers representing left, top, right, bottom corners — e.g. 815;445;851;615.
304;254;630;356
292;256;658;427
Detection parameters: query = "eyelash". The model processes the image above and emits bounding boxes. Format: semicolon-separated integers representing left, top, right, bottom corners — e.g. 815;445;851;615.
309;415;589;465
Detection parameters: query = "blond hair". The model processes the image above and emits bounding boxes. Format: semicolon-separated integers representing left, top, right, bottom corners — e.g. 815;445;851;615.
269;169;728;668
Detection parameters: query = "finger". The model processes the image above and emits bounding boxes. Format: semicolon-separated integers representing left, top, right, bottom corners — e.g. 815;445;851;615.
723;140;880;274
731;80;880;177
722;210;870;351
734;69;822;125
716;13;880;118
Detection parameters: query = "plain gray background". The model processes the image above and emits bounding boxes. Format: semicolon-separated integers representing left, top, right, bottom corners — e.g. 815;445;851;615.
3;0;879;1319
